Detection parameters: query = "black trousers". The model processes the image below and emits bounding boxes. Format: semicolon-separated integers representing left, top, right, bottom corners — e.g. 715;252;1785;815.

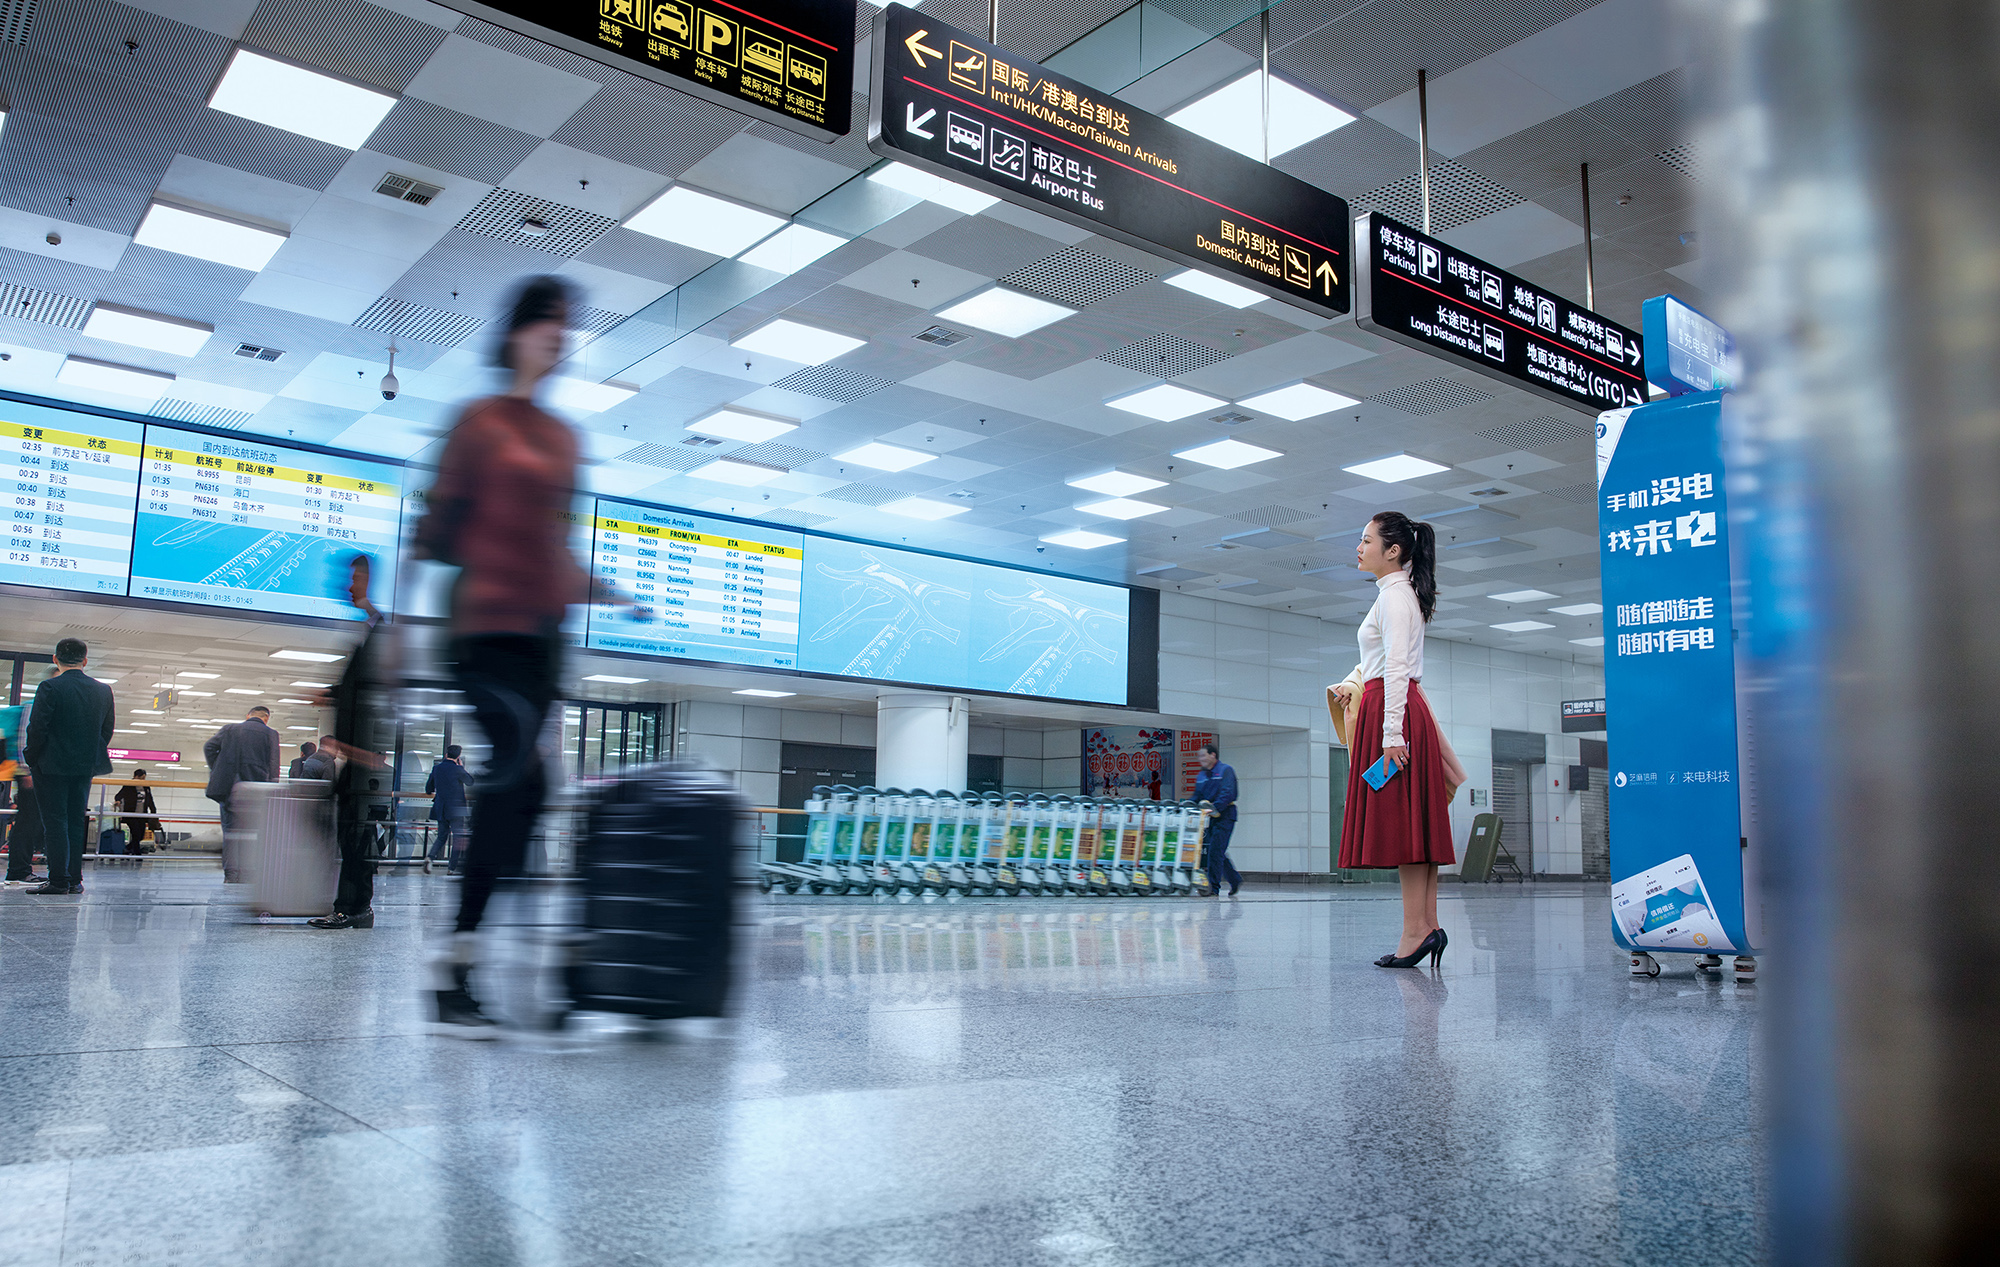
5;782;41;880
333;812;376;917
451;634;559;935
1204;816;1242;892
35;774;92;887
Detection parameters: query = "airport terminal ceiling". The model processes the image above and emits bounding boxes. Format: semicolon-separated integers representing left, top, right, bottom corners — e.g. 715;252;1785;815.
0;0;1702;663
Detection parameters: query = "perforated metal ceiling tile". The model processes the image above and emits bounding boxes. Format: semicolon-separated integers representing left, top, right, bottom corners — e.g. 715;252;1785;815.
455;187;618;258
102;245;253;315
177;109;352;191
1275;115;1433;203
30;0;231;95
1355;158;1523;234
1099;333;1233;378
1581;67;1691;155
576;228;717;288
1137;565;1211;582
762;507;836;528
0;245;111;299
240;0;450;94
953;336;1088;381
1230;503;1316;528
1217;580;1292;596
907;216;1070;280
999;246;1154;308
1477;415;1589;447
452;14;621;85
1271;4;1469;114
549;87;747;178
771;364;895;403
1403;0;1604;61
353;296;484;349
370;97;541;184
1454;110;1649;203
1;0;36;45
620;442;716;471
1654;144;1705;183
1539;483;1597;505
723;441;825;470
153;399;253;430
1369;376;1496;414
0;281;89;329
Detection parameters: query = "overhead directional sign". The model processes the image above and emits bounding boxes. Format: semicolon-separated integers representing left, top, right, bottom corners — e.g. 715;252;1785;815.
867;4;1351;318
439;0;854;141
1355;211;1647;414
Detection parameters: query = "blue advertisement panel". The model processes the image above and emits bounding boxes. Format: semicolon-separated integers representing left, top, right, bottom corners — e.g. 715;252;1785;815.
129;427;402;620
797;537;1129;704
1;399;143;596
1598;392;1755;955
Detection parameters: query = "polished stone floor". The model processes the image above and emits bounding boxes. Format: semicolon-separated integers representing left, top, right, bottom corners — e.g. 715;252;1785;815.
0;864;1762;1266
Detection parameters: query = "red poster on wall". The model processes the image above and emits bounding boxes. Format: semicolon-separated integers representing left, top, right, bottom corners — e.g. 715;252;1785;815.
1082;727;1176;799
1177;731;1216;800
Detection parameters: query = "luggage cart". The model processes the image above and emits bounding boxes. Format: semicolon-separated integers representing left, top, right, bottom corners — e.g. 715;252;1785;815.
932;792;969;895
1190;800;1216;895
756;784;827;893
1020;794;1054;894
852;786;887;895
1083;800;1116;895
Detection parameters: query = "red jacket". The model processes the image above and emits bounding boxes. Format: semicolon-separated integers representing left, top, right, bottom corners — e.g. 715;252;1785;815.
414;396;586;637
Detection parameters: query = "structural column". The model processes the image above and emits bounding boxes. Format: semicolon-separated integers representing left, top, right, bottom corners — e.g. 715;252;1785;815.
875;692;969;792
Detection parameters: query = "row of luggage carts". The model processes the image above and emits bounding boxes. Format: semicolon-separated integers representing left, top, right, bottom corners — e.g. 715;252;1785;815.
757;787;1218;898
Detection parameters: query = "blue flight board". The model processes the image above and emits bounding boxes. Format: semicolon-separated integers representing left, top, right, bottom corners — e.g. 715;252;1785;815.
129;427;402;620
584;500;805;668
1;398;143;595
797;536;1129;704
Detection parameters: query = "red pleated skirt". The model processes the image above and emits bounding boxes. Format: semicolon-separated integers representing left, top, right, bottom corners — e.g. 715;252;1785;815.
1338;678;1456;868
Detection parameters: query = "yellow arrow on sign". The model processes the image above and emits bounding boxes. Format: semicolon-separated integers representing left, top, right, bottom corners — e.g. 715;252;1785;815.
1316;260;1339;295
905;29;942;68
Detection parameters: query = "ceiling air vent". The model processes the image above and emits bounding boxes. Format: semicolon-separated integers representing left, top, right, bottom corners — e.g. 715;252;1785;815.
1209;411;1252;425
914;325;968;347
233;343;285;361
376;172;443;206
681;435;724;447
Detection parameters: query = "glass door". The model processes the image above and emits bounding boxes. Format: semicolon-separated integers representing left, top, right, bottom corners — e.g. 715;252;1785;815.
560;702;667;779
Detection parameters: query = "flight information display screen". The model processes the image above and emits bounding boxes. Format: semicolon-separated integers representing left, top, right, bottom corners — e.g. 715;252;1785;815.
129;427;402;620
584;500;804;668
1;400;141;596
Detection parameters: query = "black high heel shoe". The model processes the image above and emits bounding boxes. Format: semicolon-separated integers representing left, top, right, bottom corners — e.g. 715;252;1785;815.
1374;927;1445;969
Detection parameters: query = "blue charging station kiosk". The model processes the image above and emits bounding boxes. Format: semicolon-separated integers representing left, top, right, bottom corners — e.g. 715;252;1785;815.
1597;389;1762;982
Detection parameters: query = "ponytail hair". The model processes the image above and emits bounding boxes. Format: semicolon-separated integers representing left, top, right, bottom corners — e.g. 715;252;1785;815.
1370;511;1438;621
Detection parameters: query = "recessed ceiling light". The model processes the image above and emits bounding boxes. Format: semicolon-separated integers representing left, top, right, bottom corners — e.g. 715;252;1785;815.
1041;528;1125;550
1491;620;1555;633
1163;269;1266;308
277;697;313;704
934;286;1075;338
133;202;286;270
882;496;967;520
1068;470;1166;497
82;303;213;357
546;377;637;414
1108;383;1227;421
730;318;866;365
1078;497;1167;520
285;725;317;731
1489;589;1558;603
867;161;998;215
691;457;787;487
1166;71;1355;159
208;49;397;149
94;678;119;684
687;408;799;444
1341;453;1451;483
1174;437;1283;469
178;671;220;679
737;222;846;275
288;681;330;688
56;356;173;401
1570;637;1606;647
734;688;797;698
835;441;934;473
583;674;647;684
224;687;263;695
1549;602;1604;616
624;185;787;256
270;649;344;663
1238;382;1359;421
113;729;144;734
129;709;163;715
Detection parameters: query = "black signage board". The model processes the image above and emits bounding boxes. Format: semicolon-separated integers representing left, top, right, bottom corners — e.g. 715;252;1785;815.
440;0;854;141
1355;212;1646;415
866;4;1350;318
1562;698;1608;733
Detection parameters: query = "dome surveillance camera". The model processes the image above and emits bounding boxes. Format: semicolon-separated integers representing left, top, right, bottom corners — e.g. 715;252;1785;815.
380;348;399;401
1035;545;1045;553
45;231;60;246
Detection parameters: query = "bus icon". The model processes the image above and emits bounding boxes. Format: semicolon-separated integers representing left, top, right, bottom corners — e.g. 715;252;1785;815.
946;112;984;162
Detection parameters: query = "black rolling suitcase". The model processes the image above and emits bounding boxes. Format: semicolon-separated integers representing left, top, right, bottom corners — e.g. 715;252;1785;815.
562;764;741;1023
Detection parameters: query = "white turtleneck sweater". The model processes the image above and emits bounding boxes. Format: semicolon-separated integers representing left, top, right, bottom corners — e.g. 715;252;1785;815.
1356;569;1425;747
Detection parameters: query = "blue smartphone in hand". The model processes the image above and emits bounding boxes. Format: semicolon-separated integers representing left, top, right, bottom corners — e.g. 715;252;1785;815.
1363;754;1401;790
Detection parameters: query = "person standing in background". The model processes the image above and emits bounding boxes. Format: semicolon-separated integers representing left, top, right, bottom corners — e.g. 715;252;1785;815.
1335;512;1456;969
114;770;161;852
309;553;394;931
23;638;115;895
204;705;280;883
288;742;317;779
4;776;45;888
425;745;471;873
299;735;337;782
1194;742;1242;897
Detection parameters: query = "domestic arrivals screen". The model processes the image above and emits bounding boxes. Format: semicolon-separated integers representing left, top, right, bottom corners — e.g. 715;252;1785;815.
2;400;142;596
129;427;402;620
584;501;805;668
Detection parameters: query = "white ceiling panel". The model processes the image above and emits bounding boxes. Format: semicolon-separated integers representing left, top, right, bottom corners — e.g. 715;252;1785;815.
328;413;444;460
1366;58;1574;157
874;422;987;453
841;250;993;308
503;141;672;220
678;134;860;216
402;34;604;138
0;205;130;273
156;155;322;229
1177;468;1277;494
553;258;674;318
263;237;416;298
1458;450;1566;478
1176;331;1378;399
1438;201;1586;267
120;0;259;37
863;202;967;249
979;198;1096;246
289;194;454;261
1495;0;1683;109
234;271;379;324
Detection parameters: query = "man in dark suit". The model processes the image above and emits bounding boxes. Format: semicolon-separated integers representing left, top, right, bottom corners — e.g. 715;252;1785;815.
23;638;115;895
425;745;472;873
1194;741;1243;898
204;705;280;883
308;553;394;930
287;742;317;779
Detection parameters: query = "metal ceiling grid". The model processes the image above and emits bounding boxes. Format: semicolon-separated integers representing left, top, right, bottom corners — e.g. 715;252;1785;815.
906;216;1073;280
1000;246;1156;308
1455;109;1651;204
769;364;897;403
369;97;542;184
0;280;88;328
575;228;718;288
1354;157;1523;233
819;482;910;506
0;244;108;297
387;231;553;322
455;187;618;258
353;296;484;349
1274;115;1434;206
452;14;621;86
620;442;723;472
0;0;34;45
547;87;748;178
1478;416;1590;447
1368;376;1495;414
1099;332;1235;378
30;0;232;96
724;440;826;469
1269;2;1470;113
1579;67;1691;156
154;398;254;429
1404;0;1605;60
177;108;352;189
100;245;252;317
240;0;450;95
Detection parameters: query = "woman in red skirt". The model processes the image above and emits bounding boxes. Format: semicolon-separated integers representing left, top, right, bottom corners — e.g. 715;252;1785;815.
1335;512;1455;968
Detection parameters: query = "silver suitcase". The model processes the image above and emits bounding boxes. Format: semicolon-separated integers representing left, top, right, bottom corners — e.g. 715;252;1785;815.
234;781;340;916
